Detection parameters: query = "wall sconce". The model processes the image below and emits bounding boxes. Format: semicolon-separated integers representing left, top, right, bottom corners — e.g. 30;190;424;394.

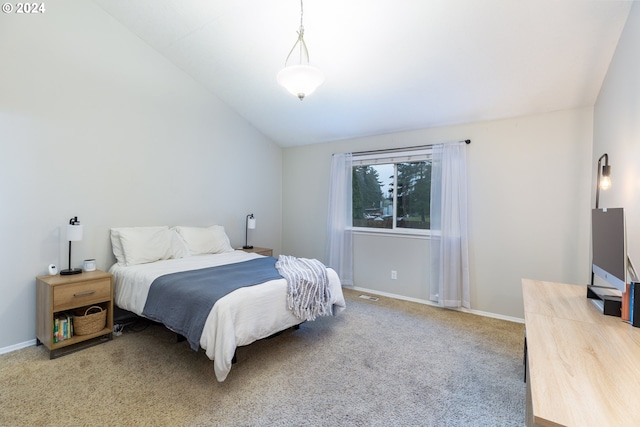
60;216;83;275
243;214;256;249
595;153;612;209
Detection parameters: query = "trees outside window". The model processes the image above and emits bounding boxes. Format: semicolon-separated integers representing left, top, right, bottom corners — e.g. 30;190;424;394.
352;158;431;232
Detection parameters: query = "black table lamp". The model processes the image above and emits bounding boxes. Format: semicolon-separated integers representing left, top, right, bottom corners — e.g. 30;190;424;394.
60;216;83;275
243;213;256;249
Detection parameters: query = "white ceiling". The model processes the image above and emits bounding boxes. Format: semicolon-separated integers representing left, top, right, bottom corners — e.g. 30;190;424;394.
94;0;633;147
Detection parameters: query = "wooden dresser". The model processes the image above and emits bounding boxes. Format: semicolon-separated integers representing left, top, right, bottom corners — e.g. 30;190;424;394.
522;279;640;426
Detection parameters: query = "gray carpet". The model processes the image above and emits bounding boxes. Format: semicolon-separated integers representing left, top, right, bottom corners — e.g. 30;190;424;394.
0;289;525;426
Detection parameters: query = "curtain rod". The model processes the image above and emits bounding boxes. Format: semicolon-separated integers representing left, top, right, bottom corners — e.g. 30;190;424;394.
346;139;471;156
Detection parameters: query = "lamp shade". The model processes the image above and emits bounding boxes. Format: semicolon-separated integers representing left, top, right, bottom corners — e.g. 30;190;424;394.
601;164;612;190
277;64;324;100
67;223;83;242
247;216;256;230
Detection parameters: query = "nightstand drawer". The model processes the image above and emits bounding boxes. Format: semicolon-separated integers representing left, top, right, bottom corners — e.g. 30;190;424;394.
53;278;111;310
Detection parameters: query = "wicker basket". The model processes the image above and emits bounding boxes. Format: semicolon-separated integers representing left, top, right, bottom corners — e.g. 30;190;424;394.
73;306;107;336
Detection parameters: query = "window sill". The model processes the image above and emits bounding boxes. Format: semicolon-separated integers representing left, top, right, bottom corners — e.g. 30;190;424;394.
349;227;435;239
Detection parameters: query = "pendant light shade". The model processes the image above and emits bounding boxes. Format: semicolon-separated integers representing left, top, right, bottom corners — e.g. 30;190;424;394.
277;64;324;100
277;0;324;100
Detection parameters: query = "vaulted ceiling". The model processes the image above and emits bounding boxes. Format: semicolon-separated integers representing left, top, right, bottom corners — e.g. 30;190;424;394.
94;0;633;147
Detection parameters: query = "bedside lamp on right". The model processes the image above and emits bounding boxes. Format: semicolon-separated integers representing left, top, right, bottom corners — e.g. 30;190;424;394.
243;213;256;249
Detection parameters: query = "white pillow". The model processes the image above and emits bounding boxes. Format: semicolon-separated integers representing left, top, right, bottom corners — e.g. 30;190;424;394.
117;226;172;266
168;228;190;259
110;228;127;265
174;225;234;255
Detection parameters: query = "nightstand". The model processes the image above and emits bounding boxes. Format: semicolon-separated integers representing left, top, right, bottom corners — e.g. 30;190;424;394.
36;270;114;358
239;247;273;256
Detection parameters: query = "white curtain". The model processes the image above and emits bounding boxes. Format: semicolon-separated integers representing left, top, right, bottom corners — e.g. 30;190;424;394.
429;142;470;308
325;153;353;286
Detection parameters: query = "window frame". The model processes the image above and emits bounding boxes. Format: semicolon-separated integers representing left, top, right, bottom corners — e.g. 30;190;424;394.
350;148;434;237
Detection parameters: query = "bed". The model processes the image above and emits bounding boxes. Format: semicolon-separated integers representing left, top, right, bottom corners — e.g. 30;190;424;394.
108;225;346;382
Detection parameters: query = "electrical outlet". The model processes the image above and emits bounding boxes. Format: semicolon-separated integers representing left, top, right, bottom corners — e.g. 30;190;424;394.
391;270;397;280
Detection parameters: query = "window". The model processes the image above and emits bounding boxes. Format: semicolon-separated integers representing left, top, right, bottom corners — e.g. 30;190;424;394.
352;149;432;233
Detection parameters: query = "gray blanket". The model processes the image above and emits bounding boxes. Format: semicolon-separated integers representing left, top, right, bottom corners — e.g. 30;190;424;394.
142;257;283;351
276;255;332;321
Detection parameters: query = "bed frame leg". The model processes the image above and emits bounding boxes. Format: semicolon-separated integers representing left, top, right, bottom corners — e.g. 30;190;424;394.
232;351;237;364
294;321;306;330
176;334;186;343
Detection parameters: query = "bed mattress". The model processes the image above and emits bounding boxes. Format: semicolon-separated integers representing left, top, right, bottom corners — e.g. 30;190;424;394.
109;250;346;381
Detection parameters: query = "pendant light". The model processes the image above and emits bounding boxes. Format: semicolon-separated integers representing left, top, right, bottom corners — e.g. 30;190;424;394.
277;0;324;100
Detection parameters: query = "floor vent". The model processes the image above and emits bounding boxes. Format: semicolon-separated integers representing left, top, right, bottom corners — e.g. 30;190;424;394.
359;294;379;301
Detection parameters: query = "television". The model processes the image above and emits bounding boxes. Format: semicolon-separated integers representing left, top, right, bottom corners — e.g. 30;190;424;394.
591;207;627;293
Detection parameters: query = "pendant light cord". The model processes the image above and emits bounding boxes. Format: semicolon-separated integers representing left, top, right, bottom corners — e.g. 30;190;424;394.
299;0;303;28
284;0;310;66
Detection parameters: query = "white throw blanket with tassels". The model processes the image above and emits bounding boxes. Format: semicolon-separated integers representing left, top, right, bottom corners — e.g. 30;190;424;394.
275;255;332;321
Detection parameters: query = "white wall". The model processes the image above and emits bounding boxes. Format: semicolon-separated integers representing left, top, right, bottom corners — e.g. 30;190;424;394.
593;2;640;276
283;108;593;319
0;1;282;350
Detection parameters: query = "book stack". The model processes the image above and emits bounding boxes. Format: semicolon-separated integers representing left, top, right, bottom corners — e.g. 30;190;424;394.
53;312;74;343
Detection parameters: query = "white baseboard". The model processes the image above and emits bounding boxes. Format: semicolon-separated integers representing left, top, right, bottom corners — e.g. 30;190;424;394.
0;339;36;355
1;288;523;354
351;286;524;324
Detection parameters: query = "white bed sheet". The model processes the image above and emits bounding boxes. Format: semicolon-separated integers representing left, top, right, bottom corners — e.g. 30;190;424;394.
109;250;346;381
